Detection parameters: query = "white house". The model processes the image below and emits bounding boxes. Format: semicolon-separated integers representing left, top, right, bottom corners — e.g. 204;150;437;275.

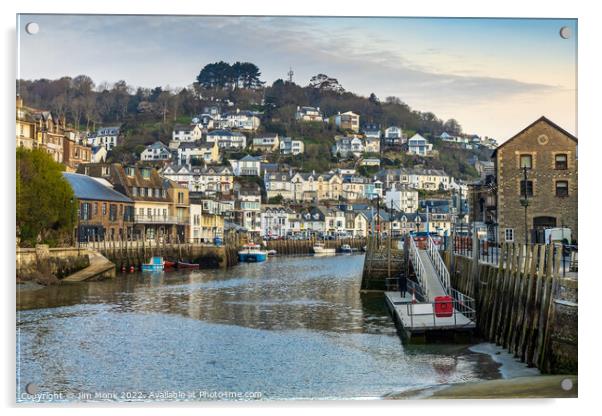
189;203;203;243
384;183;419;213
222;109;261;131
384;126;404;147
407;133;433;156
279;137;305;155
260;206;293;238
141;141;172;162
228;155;262;176
172;124;202;142
206;129;247;150
176;141;219;165
362;124;381;139
295;106;324;122
91;146;107;163
332;136;364;158
88;126;120;150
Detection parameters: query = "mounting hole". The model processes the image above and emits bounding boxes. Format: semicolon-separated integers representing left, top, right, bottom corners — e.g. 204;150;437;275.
25;22;39;35
25;383;38;395
561;378;573;391
559;26;571;39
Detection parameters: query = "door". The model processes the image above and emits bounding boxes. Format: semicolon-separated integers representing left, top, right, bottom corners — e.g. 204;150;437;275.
532;216;557;243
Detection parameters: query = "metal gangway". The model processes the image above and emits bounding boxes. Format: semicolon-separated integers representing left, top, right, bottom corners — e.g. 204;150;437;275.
385;235;476;338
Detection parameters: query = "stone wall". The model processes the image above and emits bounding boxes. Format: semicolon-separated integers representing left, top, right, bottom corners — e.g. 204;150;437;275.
16;245;91;284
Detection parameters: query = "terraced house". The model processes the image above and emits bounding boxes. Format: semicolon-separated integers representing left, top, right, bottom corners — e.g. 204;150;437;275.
78;163;186;241
63;172;135;242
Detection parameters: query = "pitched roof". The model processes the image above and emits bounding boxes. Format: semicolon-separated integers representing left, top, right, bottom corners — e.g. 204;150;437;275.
63;172;133;203
492;116;577;157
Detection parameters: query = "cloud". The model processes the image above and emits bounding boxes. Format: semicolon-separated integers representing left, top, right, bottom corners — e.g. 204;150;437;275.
17;14;572;138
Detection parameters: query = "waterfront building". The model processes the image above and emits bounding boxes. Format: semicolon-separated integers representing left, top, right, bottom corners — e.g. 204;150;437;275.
260;206;293;238
77;163;185;241
62;172;134;242
493;116;577;244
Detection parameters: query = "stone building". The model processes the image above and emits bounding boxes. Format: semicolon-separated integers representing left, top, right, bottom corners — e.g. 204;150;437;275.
62;172;134;242
493;116;577;244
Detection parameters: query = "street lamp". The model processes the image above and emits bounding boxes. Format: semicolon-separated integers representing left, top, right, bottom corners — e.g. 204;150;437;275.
520;166;529;246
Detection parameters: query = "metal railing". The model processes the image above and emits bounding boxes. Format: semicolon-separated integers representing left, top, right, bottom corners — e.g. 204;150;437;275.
409;237;430;301
134;215;189;225
427;235;451;295
404;290;476;328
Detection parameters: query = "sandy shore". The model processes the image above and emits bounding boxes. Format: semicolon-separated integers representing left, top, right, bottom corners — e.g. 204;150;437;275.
387;375;577;399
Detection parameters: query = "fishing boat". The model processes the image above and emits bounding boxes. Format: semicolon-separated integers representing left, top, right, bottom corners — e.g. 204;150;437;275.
339;244;352;253
164;260;176;269
267;249;277;256
238;243;268;263
313;242;336;255
176;261;200;269
142;256;164;272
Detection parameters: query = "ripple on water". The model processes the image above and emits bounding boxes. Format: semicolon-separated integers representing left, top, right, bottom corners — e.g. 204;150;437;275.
17;254;498;401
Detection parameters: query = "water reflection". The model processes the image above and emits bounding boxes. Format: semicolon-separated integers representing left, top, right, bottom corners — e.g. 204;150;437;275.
17;254;499;401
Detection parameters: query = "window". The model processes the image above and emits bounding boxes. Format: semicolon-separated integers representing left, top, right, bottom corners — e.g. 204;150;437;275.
102;203;107;216
147;208;152;217
109;204;117;221
555;154;568;170
519;154;532;169
504;228;514;242
132;187;138;197
556;181;569;197
520;180;533;197
154;188;160;198
93;203;98;215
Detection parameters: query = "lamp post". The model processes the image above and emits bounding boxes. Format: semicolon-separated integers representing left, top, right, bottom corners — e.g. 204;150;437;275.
520;166;529;246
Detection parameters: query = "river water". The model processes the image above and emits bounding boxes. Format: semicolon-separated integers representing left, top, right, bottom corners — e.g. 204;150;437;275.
17;254;501;402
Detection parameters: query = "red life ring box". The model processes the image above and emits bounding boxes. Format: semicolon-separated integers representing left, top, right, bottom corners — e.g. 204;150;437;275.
434;296;453;317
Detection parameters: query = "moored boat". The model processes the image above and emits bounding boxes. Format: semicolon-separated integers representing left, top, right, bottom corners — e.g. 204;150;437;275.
267;249;277;256
238;243;268;262
164;260;176;268
142;256;164;272
176;261;200;269
339;244;352;253
313;242;336;255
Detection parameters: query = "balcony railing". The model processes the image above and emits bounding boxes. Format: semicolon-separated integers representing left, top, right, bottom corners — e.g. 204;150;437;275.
134;215;189;225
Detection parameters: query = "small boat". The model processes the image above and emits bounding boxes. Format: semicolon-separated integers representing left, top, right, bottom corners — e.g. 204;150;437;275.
142;256;164;272
339;244;352;253
164;260;176;268
267;249;277;256
176;261;200;269
313;242;336;255
238;243;268;262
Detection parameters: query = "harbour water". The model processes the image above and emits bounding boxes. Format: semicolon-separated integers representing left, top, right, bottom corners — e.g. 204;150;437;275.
17;254;502;402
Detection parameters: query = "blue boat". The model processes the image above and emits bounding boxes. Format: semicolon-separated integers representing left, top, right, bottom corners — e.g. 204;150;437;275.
238;244;268;263
142;256;164;272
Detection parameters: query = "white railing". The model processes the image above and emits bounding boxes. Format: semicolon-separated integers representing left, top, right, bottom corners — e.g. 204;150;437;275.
409;237;430;301
427;235;451;295
404;290;476;328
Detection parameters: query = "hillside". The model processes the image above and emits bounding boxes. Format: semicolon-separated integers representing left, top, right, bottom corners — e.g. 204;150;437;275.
17;64;491;179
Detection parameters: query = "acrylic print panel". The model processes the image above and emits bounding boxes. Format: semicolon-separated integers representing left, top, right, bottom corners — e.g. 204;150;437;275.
16;14;577;402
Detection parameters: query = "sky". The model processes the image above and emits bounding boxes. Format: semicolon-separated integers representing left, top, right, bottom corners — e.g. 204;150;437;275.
17;15;577;141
